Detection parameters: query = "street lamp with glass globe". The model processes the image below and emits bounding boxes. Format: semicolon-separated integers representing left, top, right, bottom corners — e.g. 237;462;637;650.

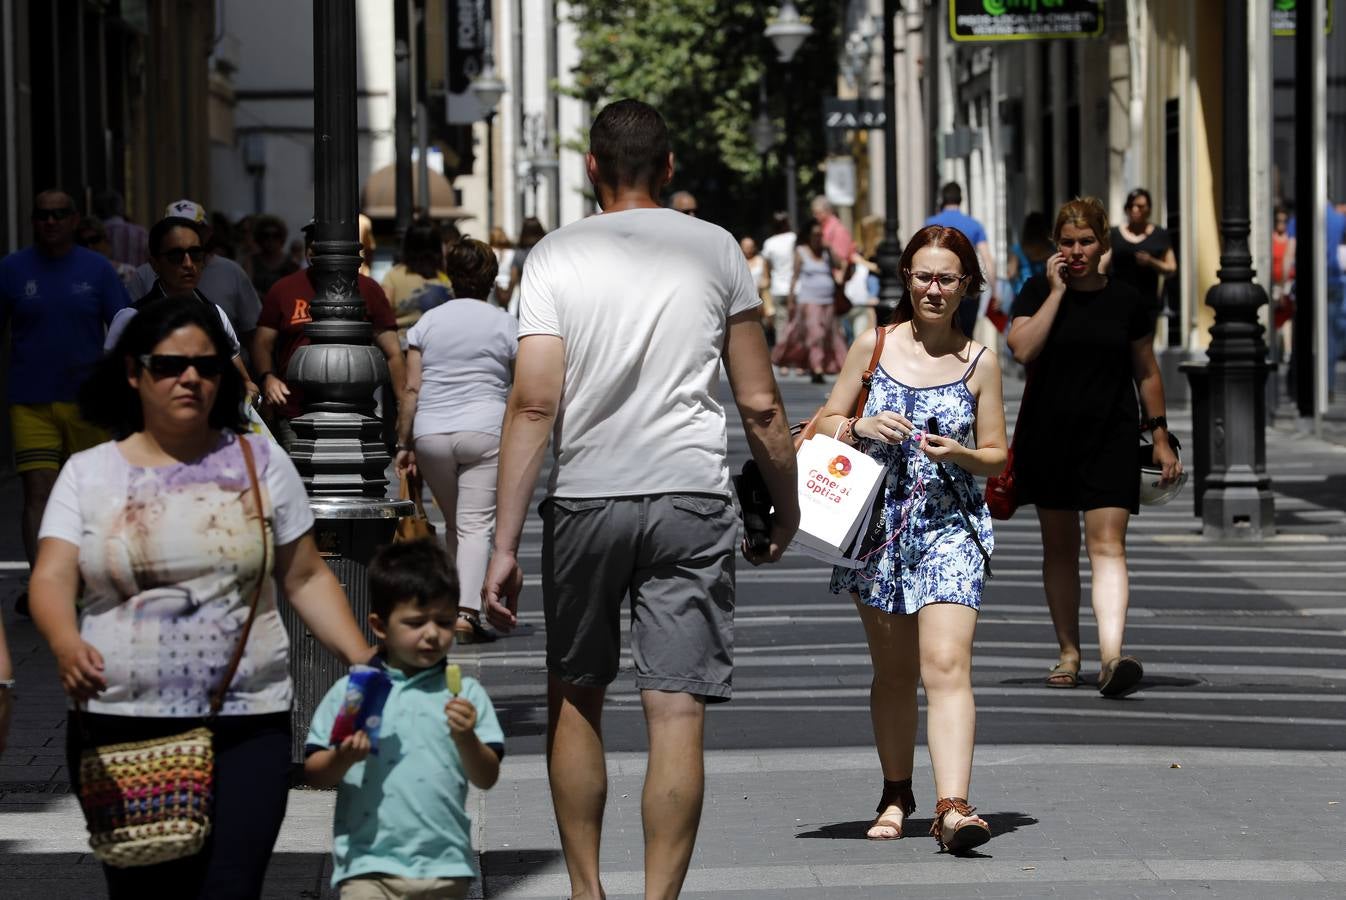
764;1;813;225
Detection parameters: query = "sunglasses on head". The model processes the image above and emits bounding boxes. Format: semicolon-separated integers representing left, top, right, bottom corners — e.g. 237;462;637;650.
137;354;225;379
33;208;75;222
156;246;206;264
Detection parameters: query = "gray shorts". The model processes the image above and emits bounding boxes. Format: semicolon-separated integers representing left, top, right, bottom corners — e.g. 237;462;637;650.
541;493;737;701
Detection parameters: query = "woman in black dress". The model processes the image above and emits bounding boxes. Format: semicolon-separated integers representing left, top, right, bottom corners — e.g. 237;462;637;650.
1106;188;1177;326
1007;197;1181;698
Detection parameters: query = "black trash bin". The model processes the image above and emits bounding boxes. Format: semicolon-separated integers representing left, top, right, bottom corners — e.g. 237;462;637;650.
282;498;405;763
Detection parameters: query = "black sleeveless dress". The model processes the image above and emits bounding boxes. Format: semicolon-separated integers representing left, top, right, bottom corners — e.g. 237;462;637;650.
1009;275;1153;513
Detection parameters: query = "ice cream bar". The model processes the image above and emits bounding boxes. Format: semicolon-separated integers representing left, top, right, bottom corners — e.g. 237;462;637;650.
329;665;393;753
445;663;462;696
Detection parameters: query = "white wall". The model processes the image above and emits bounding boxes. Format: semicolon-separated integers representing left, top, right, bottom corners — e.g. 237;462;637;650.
210;0;396;241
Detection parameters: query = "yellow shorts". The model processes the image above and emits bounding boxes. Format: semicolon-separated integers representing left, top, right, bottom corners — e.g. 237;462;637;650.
10;402;107;472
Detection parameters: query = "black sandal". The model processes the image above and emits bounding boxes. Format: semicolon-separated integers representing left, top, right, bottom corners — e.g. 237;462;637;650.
931;796;991;854
867;777;917;841
454;610;497;644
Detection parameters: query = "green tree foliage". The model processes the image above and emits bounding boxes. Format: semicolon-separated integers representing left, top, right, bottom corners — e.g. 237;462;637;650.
564;1;839;237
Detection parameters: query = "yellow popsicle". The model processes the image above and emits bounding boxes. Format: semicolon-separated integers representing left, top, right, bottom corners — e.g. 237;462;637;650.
445;663;462;696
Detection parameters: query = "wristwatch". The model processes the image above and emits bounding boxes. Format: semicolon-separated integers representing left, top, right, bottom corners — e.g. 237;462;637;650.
1143;416;1168;432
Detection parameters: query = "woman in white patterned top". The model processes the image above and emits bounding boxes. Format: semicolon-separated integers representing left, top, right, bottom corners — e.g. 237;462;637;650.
29;295;374;898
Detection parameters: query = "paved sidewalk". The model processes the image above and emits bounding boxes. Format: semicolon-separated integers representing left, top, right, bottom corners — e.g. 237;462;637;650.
476;745;1346;899
3;375;1346;897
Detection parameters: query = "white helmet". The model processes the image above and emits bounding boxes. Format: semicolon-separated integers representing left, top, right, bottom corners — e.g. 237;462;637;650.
1138;433;1187;507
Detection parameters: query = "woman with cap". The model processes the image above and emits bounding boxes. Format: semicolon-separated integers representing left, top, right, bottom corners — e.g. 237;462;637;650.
105;217;258;402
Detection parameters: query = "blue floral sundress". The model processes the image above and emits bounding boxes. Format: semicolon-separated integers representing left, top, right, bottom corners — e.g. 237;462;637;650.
830;347;995;615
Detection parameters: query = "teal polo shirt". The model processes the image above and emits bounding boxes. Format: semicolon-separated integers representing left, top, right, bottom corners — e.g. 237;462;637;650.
306;660;505;886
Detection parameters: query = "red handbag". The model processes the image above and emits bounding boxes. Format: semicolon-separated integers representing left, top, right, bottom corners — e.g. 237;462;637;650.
984;367;1030;520
984;445;1019;520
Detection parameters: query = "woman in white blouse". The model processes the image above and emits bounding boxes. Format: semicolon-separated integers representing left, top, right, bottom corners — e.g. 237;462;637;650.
29;295;372;896
396;239;518;644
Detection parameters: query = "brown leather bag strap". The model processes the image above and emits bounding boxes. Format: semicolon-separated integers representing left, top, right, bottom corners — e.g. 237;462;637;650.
208;436;269;717
796;325;890;448
855;324;889;417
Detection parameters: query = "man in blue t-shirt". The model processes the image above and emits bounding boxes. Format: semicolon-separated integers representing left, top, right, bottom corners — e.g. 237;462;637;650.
0;189;130;603
1287;202;1346;393
926;182;998;337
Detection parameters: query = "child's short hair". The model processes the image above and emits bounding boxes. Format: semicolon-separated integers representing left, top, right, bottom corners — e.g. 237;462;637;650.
368;539;460;619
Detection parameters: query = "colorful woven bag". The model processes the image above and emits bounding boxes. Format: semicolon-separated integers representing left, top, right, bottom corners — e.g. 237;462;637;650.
76;437;268;868
78;727;216;866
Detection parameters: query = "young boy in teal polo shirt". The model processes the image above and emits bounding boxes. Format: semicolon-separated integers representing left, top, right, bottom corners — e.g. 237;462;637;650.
305;539;504;900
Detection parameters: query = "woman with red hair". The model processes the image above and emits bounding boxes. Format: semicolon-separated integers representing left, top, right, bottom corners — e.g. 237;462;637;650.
816;224;1008;854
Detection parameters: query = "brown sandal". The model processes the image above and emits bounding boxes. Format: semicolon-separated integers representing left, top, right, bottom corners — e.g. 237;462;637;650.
931;797;991;854
1045;661;1081;688
867;777;916;840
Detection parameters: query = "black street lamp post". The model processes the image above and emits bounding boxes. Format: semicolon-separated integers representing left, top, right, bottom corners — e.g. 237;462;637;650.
393;0;413;235
283;0;411;759
874;0;902;326
1181;2;1275;538
765;1;812;226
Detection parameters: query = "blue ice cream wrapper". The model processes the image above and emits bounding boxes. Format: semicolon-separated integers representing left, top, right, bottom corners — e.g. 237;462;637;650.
328;664;393;753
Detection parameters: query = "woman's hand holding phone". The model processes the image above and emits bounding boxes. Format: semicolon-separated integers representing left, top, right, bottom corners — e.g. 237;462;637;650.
1045;251;1069;294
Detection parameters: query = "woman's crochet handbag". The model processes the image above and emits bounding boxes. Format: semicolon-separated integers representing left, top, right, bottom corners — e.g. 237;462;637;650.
76;437;268;868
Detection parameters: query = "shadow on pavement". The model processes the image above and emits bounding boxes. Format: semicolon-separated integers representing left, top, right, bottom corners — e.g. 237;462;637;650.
794;811;1038;841
997;673;1205;689
480;847;564;882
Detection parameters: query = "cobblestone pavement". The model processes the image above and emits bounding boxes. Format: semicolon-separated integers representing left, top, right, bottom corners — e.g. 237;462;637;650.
2;371;1344;898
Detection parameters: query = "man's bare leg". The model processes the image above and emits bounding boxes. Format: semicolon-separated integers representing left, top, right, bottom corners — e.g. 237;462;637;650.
547;675;608;900
640;689;706;900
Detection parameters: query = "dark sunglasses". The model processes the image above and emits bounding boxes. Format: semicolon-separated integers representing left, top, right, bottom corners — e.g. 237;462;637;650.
156;246;207;264
137;354;225;379
33;208;75;222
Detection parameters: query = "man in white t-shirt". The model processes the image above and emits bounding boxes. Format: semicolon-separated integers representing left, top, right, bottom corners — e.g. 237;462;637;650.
482;99;798;900
760;210;798;342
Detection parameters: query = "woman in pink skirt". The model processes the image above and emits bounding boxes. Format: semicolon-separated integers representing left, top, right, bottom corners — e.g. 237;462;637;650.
772;220;849;383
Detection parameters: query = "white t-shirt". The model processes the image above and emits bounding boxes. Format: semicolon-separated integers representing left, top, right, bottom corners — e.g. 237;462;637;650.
103;299;242;357
39;433;314;717
517;207;761;499
406;298;518;438
761;231;797;297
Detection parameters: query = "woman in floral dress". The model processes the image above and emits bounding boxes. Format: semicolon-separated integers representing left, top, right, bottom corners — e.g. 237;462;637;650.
815;225;1007;854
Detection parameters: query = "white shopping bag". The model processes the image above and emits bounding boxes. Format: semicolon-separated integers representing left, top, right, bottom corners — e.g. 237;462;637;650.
791;432;886;567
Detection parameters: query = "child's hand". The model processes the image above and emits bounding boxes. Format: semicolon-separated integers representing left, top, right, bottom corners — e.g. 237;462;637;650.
335;731;372;765
445;697;478;738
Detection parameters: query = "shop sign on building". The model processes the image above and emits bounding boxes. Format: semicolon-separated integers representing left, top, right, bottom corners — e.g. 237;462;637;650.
1271;0;1335;37
822;98;888;131
949;0;1104;42
445;0;488;123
